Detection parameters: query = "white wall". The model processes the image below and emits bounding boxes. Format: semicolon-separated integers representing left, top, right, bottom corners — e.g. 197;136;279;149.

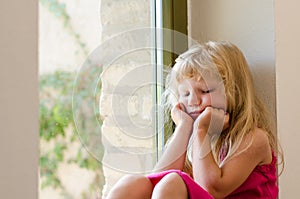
0;1;38;199
188;0;276;121
188;0;300;198
275;0;300;197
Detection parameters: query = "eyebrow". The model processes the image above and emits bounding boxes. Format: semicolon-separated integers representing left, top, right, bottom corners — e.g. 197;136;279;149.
178;82;209;91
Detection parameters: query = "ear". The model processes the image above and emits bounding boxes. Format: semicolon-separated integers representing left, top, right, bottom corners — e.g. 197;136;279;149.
223;113;230;131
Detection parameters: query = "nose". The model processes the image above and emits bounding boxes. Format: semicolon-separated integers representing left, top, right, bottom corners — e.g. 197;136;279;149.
188;92;201;106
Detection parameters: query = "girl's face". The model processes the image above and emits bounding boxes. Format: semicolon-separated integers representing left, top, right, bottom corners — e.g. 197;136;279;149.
177;75;227;120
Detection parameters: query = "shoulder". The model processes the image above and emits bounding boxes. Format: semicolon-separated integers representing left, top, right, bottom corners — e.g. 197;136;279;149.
242;127;272;165
210;128;272;197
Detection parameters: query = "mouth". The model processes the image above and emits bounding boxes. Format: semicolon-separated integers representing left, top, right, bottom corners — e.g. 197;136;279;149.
188;110;203;120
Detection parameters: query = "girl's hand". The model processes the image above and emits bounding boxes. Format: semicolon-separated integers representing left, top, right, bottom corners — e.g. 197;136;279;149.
171;103;194;127
193;106;230;137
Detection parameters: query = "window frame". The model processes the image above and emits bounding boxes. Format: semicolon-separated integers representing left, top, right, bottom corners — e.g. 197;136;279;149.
155;0;188;160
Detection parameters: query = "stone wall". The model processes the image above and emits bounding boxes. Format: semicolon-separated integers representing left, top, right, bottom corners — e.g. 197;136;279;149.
99;0;156;197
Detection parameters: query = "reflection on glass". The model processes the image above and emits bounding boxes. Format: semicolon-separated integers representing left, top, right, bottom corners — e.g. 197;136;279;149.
39;0;154;198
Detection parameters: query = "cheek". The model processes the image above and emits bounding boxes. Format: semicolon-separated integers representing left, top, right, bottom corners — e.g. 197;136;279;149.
210;93;227;109
201;95;212;106
178;97;188;106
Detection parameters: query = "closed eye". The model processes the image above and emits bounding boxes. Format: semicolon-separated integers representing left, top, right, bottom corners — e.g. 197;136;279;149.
181;92;190;97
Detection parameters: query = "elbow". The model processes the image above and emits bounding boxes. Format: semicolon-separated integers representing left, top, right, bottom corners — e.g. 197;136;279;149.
208;187;230;199
199;181;229;199
206;188;228;199
194;173;230;198
209;192;227;199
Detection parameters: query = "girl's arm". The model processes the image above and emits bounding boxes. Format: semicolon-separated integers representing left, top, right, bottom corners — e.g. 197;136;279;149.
153;103;193;172
192;107;272;199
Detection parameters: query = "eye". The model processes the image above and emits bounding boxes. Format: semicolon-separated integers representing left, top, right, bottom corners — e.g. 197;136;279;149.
183;92;190;97
180;91;190;97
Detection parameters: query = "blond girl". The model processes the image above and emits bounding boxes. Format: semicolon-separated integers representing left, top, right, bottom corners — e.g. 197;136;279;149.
106;41;281;199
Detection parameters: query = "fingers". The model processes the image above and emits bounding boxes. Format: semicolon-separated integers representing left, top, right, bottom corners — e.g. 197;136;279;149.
171;103;192;126
209;108;230;131
199;106;227;120
194;106;230;135
179;103;186;112
172;102;186;112
171;103;184;126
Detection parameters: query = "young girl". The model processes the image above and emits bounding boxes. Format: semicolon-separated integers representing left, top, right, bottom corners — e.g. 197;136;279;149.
106;41;281;199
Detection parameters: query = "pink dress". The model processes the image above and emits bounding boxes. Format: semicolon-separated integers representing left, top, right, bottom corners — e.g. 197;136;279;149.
147;152;278;199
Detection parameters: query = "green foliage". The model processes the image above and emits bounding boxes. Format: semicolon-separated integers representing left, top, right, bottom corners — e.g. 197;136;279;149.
39;71;104;196
40;0;89;57
39;0;104;197
68;147;100;171
40;142;67;189
39;71;74;141
40;0;69;19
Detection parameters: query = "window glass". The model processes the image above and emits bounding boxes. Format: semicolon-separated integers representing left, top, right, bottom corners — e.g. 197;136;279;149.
39;0;156;198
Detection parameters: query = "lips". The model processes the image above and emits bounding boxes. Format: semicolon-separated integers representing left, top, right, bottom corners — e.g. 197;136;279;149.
188;110;203;120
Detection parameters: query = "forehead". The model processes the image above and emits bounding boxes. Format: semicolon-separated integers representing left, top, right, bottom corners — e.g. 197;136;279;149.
178;75;219;89
178;78;205;88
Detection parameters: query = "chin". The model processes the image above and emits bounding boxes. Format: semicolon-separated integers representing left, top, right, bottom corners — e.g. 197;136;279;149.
190;114;199;120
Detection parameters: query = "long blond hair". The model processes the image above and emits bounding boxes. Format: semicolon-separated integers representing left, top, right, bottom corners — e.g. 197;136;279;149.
163;41;283;174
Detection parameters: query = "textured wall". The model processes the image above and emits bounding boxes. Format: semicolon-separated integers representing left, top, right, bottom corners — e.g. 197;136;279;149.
99;0;155;197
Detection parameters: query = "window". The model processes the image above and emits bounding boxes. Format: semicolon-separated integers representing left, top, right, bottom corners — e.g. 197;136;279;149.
39;0;187;198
